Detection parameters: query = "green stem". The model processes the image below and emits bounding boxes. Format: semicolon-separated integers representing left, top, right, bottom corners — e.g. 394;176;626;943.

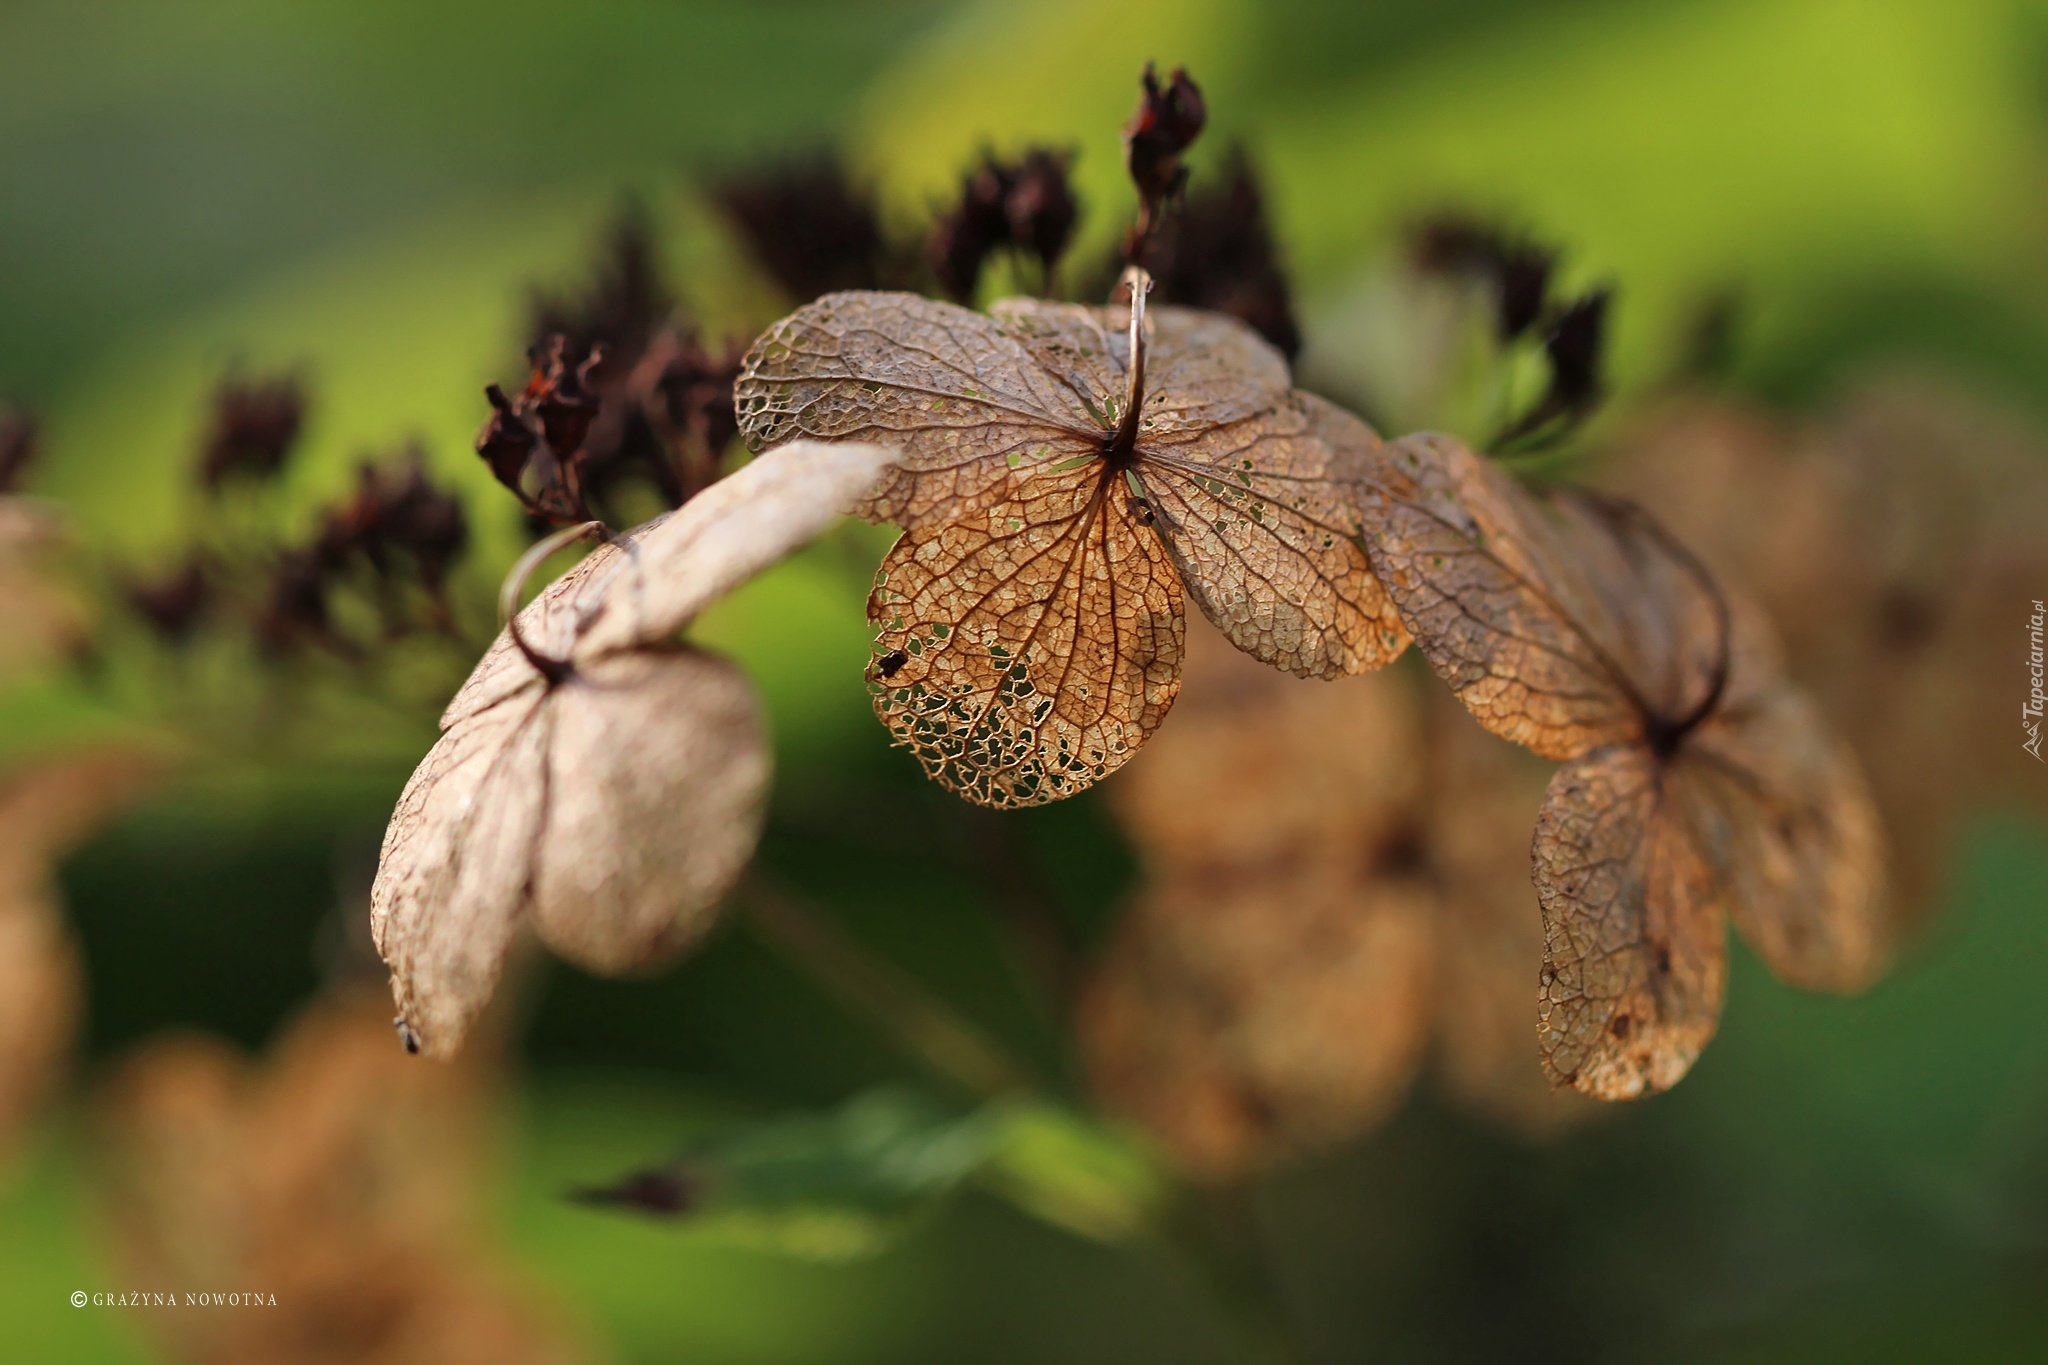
740;871;1036;1102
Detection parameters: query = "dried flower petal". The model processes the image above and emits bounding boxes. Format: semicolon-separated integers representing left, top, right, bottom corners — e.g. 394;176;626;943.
1359;432;1893;1097
738;291;1406;807
372;440;896;1056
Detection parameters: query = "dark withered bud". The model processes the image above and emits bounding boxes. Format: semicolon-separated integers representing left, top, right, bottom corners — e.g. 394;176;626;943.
570;1166;698;1217
1496;287;1614;448
1141;148;1299;359
198;373;307;490
324;449;470;591
928;157;1016;304
1124;63;1206;209
1543;288;1610;413
0;407;38;494
476;383;537;493
714;155;890;302
123;557;212;643
1005;148;1080;277
255;548;335;654
525;336;604;460
529;202;673;386
1411;217;1556;342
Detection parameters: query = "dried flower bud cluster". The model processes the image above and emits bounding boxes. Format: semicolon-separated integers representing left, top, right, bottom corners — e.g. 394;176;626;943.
485;215;749;525
1139;148;1300;359
927;147;1080;303
0;405;38;494
713;155;894;303
196;372;308;490
1123;64;1207;228
1409;216;1613;447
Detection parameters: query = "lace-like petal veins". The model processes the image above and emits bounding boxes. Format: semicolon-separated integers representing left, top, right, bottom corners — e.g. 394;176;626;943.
1677;685;1893;992
986;298;1292;436
1358;433;1717;758
1533;745;1726;1099
529;650;768;972
1145;392;1408;678
868;466;1183;808
736;292;1104;529
373;694;552;1057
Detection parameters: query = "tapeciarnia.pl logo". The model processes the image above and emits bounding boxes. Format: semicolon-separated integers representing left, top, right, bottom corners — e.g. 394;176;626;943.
2027;599;2045;762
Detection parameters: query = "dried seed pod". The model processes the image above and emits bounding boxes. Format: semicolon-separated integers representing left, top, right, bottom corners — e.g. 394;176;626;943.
196;372;307;490
371;440;896;1057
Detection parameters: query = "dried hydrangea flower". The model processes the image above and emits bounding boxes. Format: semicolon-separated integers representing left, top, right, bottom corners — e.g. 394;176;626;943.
371;440;895;1057
736;284;1407;808
1358;433;1892;1098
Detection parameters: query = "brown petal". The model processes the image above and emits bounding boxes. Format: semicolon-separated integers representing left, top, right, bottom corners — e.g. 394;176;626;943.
96;996;589;1365
1143;390;1408;678
528;649;768;972
376;647;767;1056
1677;683;1893;993
736;291;1105;529
1423;693;1593;1136
0;885;78;1167
1357;433;1720;758
987;298;1292;438
1533;744;1726;1099
372;694;553;1056
868;463;1183;808
1108;613;1422;870
1079;864;1436;1180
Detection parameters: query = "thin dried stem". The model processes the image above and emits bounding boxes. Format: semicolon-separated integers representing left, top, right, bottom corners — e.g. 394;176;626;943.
1108;266;1153;459
741;872;1036;1101
496;520;606;684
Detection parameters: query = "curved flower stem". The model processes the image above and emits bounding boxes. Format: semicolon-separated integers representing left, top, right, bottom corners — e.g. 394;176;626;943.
1108;266;1153;460
497;519;606;684
741;871;1037;1102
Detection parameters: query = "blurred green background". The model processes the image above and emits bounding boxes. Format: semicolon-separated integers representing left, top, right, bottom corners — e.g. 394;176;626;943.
4;0;2048;1360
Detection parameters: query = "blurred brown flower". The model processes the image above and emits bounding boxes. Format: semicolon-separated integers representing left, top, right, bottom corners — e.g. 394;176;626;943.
0;747;164;1168
0;496;86;680
95;994;587;1365
1601;375;2048;923
1082;619;1589;1181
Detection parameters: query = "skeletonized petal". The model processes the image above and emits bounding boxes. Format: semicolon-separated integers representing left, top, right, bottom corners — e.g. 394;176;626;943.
372;693;552;1058
1143;391;1408;678
736;291;1102;529
1533;744;1726;1099
867;464;1183;808
1677;684;1893;993
1357;433;1721;759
